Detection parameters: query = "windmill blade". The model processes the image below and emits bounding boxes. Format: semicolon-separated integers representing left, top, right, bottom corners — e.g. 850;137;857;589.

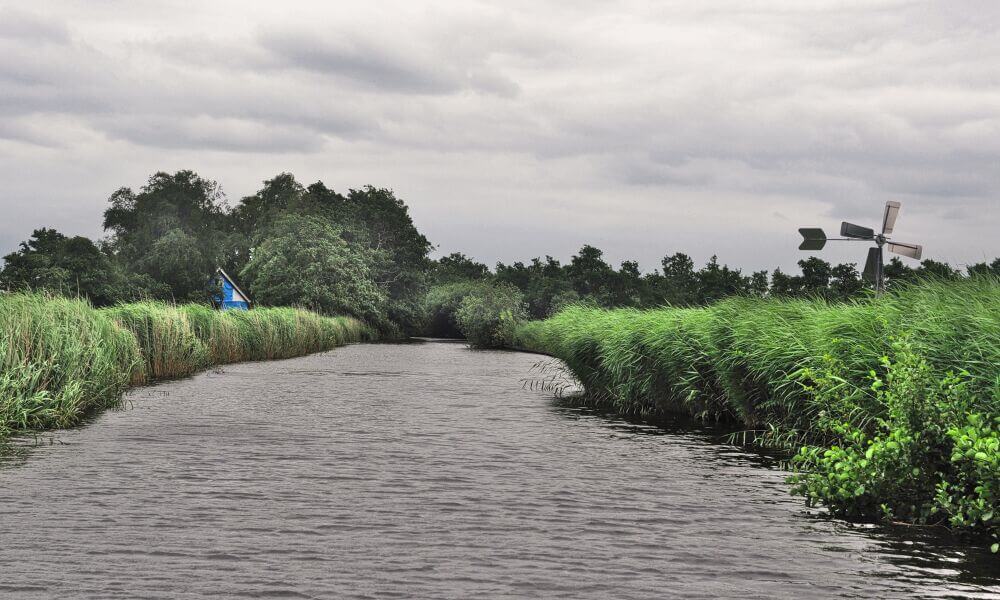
882;201;901;235
888;241;922;260
798;227;827;251
862;247;880;283
841;221;875;239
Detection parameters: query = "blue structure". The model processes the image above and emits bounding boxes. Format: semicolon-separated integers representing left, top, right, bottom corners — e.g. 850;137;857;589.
211;268;251;311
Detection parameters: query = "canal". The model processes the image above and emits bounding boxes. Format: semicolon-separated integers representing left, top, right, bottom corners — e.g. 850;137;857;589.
1;340;997;598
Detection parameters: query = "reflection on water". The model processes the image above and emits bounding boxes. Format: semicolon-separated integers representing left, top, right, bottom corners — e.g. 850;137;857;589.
0;341;997;599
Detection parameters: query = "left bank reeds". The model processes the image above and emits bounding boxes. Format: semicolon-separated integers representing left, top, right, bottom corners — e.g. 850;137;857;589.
0;293;371;442
0;294;138;437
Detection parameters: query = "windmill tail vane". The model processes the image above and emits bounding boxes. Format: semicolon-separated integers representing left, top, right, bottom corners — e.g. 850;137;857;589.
798;201;923;294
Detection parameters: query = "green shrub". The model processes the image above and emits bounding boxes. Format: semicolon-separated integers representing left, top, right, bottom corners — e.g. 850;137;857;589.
455;283;528;348
424;280;490;338
938;413;1000;552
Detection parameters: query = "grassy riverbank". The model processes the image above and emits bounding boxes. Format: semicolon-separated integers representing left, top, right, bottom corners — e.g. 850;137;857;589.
515;279;1000;548
0;293;370;443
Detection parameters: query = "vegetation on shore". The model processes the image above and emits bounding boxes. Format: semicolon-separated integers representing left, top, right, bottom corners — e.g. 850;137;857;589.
0;293;369;444
1;171;431;337
513;279;1000;549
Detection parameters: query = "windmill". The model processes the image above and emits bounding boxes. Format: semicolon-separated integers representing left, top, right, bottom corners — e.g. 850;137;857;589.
798;201;923;294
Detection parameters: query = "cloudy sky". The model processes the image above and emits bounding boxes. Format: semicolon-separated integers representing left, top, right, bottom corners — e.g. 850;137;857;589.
1;0;998;273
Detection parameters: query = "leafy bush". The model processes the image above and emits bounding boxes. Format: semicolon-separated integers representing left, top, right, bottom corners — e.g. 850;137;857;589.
790;341;999;549
424;280;490;338
455;283;528;348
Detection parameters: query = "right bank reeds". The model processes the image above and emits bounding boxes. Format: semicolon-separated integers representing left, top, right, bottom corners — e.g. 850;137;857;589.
516;279;1000;427
515;278;1000;545
0;294;371;443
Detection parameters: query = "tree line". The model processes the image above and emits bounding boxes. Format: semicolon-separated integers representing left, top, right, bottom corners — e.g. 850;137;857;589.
429;247;998;318
2;169;998;337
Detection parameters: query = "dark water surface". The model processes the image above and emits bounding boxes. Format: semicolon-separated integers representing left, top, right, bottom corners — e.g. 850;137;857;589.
1;340;998;599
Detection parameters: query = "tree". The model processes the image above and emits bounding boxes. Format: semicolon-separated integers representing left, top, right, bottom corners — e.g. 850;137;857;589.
567;245;615;301
103;170;239;301
231;172;305;240
968;258;1000;278
233;178;434;334
659;252;698;306
0;228;157;305
495;256;575;318
610;260;644;307
136;228;218;301
311;183;433;333
748;270;770;298
916;259;960;280
240;215;390;331
432;252;490;284
830;263;863;300
454;282;528;348
884;257;915;289
770;267;801;297
697;255;747;304
798;257;833;297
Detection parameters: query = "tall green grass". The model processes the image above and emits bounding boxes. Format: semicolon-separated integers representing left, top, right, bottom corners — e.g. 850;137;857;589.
0;294;138;437
0;293;371;443
104;302;209;384
517;279;999;425
515;279;1000;544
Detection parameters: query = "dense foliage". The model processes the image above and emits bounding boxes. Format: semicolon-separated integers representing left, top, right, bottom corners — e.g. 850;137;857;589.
0;228;150;305
0;293;369;443
234;176;432;335
454;283;528;348
514;279;1000;547
240;214;392;333
103;171;238;301
424;280;491;339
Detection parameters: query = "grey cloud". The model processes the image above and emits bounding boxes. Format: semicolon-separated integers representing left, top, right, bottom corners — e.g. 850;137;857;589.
96;116;328;153
0;7;69;44
257;27;520;97
259;31;462;94
0;0;997;272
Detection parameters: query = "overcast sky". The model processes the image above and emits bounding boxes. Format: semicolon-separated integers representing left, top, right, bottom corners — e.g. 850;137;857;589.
1;0;998;273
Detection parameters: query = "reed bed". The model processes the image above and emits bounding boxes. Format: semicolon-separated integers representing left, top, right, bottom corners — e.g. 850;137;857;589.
104;302;209;384
515;279;1000;544
0;293;371;443
0;294;138;437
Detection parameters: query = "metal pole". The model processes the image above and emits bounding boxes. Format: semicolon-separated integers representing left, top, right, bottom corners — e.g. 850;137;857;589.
875;237;885;296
